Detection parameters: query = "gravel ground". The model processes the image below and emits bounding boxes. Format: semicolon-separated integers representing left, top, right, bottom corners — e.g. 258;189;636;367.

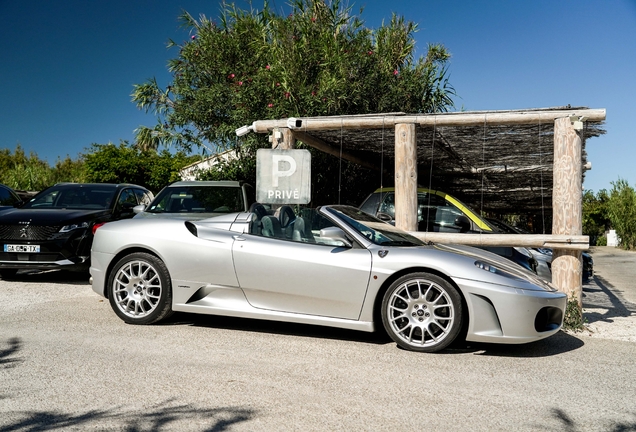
1;247;635;431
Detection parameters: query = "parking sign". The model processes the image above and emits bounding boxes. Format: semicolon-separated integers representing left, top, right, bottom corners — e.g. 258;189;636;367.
256;149;311;204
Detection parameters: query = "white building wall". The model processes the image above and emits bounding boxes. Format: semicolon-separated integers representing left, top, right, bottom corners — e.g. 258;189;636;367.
179;149;238;180
607;229;620;247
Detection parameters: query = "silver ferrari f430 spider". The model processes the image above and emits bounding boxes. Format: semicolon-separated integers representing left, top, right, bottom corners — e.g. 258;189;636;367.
90;205;566;353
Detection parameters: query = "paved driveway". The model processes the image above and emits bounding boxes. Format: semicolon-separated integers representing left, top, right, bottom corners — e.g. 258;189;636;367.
1;249;635;431
581;246;636;342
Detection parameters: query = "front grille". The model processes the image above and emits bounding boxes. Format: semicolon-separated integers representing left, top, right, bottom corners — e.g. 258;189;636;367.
0;225;61;241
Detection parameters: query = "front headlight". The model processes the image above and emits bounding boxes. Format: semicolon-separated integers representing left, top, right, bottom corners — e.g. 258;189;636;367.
59;221;89;233
474;260;497;273
474;260;526;282
475;260;555;291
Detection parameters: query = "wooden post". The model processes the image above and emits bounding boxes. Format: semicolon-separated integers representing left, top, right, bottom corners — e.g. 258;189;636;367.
394;123;418;231
271;127;296;149
551;116;583;305
280;128;296;149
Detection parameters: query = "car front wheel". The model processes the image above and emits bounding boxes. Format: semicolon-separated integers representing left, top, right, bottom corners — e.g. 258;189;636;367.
381;272;463;352
108;252;173;324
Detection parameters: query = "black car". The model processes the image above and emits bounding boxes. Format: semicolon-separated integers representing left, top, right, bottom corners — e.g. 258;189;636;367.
485;217;593;281
0;183;153;279
0;184;23;211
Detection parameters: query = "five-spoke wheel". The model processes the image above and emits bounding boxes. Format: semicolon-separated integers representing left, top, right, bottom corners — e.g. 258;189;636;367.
108;252;173;324
382;272;462;352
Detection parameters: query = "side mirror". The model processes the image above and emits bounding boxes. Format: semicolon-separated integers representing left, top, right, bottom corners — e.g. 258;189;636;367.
133;204;146;214
454;215;471;233
376;212;393;222
319;227;353;248
118;202;137;216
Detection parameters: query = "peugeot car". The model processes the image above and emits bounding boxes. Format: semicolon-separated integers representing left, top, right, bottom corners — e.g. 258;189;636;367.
0;183;152;279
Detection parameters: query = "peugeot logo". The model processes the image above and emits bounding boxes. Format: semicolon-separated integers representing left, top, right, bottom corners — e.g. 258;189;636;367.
18;220;31;238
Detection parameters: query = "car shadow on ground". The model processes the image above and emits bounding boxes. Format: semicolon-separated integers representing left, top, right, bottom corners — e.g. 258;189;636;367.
582;274;636;325
445;331;585;358
5;270;91;285
162;312;582;357
162;312;394;347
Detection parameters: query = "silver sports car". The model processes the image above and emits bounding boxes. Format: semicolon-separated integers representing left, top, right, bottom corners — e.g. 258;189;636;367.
90;205;566;353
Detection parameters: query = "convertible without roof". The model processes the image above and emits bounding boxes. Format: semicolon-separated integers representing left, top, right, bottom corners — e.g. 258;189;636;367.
90;205;566;352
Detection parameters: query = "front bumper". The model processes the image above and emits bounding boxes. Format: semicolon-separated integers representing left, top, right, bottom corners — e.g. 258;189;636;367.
453;277;567;344
0;232;92;272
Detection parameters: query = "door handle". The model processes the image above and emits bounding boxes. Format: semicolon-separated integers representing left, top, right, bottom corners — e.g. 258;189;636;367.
233;235;246;241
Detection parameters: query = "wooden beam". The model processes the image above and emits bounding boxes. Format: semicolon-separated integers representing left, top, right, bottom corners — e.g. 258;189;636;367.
291;130;380;172
251;109;606;133
408;232;589;251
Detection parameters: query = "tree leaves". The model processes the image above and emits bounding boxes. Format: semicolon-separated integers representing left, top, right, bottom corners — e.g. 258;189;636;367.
131;0;456;204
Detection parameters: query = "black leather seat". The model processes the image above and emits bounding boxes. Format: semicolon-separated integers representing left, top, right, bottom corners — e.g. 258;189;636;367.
261;215;283;238
249;203;269;235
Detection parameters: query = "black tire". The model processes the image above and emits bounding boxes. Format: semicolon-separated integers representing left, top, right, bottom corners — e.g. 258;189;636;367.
0;269;18;280
381;272;463;353
107;252;173;324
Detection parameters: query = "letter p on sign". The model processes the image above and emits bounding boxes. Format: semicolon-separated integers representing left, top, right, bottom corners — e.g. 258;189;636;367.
272;155;296;187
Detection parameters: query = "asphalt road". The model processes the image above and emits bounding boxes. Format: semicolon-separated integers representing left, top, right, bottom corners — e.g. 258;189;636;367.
1;248;635;431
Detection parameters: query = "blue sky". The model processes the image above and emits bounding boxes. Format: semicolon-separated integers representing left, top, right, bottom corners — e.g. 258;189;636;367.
1;0;634;193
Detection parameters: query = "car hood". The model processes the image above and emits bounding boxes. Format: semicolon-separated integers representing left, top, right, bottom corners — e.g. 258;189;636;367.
0;208;110;225
435;243;539;276
375;242;556;292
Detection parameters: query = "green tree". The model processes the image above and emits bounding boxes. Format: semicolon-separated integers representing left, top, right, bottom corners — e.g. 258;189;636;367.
0;145;55;191
83;141;199;193
132;0;455;203
607;178;636;250
51;156;87;183
582;189;610;245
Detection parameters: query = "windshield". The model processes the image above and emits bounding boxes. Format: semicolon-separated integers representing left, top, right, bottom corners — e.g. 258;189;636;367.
22;185;116;210
327;206;425;247
147;186;244;214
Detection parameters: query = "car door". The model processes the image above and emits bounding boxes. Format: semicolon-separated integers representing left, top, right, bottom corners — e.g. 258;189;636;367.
114;188;139;219
231;212;372;320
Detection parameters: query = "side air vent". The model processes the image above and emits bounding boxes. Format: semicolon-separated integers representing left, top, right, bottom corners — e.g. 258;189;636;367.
185;221;198;237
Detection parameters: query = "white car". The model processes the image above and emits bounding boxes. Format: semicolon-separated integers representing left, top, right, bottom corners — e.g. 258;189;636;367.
91;205;566;353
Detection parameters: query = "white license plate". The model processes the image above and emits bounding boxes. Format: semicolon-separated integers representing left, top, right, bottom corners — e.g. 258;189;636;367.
4;244;40;253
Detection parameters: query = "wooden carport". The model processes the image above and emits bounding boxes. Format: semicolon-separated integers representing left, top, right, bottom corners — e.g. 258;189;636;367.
245;106;606;304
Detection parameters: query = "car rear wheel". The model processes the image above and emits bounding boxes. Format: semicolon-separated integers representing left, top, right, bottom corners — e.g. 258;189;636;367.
108;252;173;324
381;272;462;353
